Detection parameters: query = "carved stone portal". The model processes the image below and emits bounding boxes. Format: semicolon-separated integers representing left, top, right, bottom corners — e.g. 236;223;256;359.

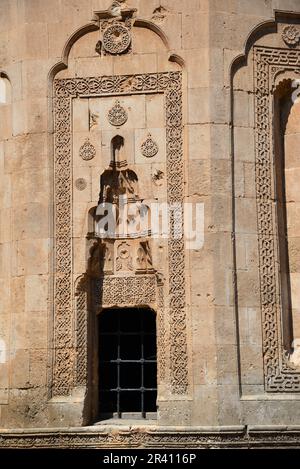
95;4;136;56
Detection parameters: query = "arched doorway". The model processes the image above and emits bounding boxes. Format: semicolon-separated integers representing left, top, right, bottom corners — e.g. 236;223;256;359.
98;307;157;420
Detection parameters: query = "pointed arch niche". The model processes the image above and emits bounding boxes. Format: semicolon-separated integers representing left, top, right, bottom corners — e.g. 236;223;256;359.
50;10;190;426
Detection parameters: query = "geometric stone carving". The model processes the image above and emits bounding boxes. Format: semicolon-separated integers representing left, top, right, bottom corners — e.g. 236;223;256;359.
53;71;188;396
4;426;292;448
79;138;96;160
141;133;159;158
254;46;300;392
102;23;131;55
282;25;300;47
107;100;128;126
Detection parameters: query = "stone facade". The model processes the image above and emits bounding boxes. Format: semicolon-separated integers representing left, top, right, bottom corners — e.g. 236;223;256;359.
2;0;300;448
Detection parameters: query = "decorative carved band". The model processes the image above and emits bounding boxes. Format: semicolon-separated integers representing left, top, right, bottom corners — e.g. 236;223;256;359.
254;46;300;391
53;72;188;396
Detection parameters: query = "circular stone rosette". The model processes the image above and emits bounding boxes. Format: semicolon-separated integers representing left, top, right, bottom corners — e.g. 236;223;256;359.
282;25;300;46
102;23;131;55
75;178;87;191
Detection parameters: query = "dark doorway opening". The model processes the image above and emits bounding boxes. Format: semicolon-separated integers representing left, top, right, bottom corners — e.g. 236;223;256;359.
98;307;157;420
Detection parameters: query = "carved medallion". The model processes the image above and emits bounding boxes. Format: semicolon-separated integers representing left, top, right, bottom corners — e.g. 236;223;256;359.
79;138;96;161
102;23;131;55
141;133;159;158
282;25;300;47
107;100;128;126
254;47;300;392
75;178;87;191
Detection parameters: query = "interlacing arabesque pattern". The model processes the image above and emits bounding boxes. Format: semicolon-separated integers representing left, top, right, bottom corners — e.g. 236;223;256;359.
157;284;166;382
254;47;300;391
53;72;188;396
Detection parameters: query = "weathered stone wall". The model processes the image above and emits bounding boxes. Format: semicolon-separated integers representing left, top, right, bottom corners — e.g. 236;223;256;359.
1;0;300;433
